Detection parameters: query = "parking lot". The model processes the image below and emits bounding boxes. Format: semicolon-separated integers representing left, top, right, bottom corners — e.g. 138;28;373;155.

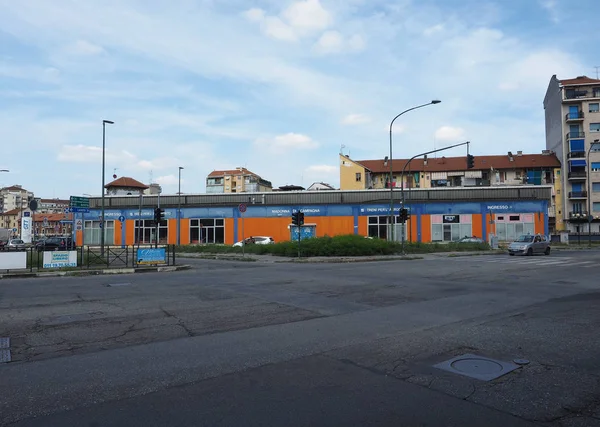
2;250;600;426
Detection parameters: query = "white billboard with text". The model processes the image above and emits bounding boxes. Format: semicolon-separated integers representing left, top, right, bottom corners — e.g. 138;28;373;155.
42;251;78;269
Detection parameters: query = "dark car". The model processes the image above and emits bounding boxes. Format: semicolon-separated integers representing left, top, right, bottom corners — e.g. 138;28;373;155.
35;237;76;252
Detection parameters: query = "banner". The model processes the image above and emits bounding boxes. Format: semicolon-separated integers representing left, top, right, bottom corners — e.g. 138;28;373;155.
21;217;32;243
0;252;27;269
136;248;166;265
42;251;78;269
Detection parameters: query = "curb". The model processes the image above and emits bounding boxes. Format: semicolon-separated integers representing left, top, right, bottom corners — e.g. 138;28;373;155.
0;265;191;280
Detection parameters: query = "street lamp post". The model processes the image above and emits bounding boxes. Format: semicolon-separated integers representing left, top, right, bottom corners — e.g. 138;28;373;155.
587;139;600;247
100;120;114;257
389;100;441;241
177;166;184;246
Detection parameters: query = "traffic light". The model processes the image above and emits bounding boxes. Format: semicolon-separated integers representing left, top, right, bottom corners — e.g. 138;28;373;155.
154;208;165;222
292;211;299;225
399;208;410;223
466;154;475;169
298;212;305;226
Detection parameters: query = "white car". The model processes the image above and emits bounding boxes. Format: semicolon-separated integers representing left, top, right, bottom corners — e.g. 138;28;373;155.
233;236;275;247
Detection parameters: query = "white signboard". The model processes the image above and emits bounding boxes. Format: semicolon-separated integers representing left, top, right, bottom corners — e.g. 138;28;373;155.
42;251;78;269
0;252;27;269
20;217;32;243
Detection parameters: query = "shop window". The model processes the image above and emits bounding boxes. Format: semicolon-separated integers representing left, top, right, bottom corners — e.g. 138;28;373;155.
84;220;115;245
190;218;225;244
134;219;168;244
431;215;472;242
368;215;403;240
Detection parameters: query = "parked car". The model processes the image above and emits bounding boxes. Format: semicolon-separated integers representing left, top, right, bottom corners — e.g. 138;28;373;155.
0;239;7;251
507;234;550;256
232;236;275;247
457;236;485;243
6;239;27;251
35;237;76;252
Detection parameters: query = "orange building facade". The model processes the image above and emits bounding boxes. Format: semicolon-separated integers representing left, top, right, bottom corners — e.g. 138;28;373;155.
75;188;550;246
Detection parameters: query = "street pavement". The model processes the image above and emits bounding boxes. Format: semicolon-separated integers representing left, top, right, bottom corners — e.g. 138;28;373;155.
1;250;599;426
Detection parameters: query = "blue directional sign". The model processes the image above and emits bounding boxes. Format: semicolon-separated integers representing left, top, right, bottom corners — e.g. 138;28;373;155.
118;215;125;222
70;208;90;213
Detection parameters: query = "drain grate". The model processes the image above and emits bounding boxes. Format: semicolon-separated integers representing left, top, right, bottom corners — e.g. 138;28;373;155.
433;353;520;381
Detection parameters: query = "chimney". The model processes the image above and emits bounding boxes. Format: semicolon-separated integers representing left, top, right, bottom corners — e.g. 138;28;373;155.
423;154;428;166
508;151;514;161
384;156;388;167
516;151;523;156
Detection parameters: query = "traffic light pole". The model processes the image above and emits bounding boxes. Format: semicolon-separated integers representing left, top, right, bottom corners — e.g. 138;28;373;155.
155;193;160;249
400;141;471;254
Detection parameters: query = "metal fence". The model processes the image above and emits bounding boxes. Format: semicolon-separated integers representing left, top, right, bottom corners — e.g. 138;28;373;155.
0;245;176;274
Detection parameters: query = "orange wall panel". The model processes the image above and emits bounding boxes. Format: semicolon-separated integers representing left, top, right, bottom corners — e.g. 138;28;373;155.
76;230;83;246
357;216;368;236
125;220;135;246
237;217;291;243
114;220;123;246
180;219;191;245
167;219;177;244
535;212;545;234
420;215;431;242
225;218;235;245
472;214;483;239
408;218;418;242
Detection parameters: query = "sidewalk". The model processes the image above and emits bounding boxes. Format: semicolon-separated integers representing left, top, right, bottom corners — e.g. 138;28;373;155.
0;264;191;279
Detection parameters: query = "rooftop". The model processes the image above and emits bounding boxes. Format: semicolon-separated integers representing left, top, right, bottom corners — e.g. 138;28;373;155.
351;152;560;174
207;168;259;178
105;177;149;189
559;75;600;86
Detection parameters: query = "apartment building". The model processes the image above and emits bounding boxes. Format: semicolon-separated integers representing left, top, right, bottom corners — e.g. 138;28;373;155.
0;185;34;213
544;74;600;233
340;151;562;231
0;208;20;230
206;168;272;193
37;198;69;214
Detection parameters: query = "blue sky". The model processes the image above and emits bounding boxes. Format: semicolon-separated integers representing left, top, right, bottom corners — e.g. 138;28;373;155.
0;0;598;198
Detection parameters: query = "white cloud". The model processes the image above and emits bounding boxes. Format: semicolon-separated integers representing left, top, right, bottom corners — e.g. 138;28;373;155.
255;133;318;151
315;30;343;53
347;35;365;51
434;126;466;142
245;0;331;42
244;8;265;22
305;165;337;174
540;0;560;23
65;40;104;55
342;113;370;125
155;175;179;186
282;0;331;34
423;24;444;36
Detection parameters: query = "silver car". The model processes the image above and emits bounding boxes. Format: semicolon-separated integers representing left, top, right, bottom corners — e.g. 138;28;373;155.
507;234;550;256
6;239;27;251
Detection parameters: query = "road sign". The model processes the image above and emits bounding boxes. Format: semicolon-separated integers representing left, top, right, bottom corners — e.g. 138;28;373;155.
118;215;125;222
99;223;103;229
70;196;90;208
76;219;83;231
70;207;89;213
29;199;38;211
12;228;17;233
238;203;247;213
64;207;71;214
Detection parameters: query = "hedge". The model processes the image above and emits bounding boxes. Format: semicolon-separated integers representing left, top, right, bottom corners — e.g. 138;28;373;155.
175;235;490;257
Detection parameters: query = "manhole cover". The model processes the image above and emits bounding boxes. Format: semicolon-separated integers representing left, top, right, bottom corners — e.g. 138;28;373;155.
0;337;9;349
0;349;11;363
434;353;519;381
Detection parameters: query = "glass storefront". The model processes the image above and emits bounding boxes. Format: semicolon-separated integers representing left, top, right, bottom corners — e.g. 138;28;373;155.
431;214;472;242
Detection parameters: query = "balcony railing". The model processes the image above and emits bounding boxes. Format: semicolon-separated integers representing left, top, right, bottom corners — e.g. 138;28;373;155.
567;151;586;159
566;131;585;139
565;90;589;100
566;111;584;120
569;191;588;198
568;171;587;179
569;211;590;221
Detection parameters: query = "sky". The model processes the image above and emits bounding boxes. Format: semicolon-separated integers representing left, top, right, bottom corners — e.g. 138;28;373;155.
0;0;598;198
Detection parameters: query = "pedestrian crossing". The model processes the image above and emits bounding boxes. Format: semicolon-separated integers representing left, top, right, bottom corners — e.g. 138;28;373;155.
451;256;597;268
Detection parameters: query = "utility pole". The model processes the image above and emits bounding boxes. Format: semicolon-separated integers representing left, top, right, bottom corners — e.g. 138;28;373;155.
594;66;600;80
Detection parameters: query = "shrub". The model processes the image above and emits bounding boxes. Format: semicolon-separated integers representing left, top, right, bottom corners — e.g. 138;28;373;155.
175;235;490;257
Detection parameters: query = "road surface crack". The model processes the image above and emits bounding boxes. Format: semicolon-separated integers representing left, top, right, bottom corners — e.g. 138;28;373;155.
160;308;194;337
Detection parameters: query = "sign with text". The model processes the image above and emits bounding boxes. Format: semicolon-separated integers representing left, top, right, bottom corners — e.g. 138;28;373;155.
42;251;78;269
136;248;166;265
70;196;90;208
21;217;32;243
443;215;460;224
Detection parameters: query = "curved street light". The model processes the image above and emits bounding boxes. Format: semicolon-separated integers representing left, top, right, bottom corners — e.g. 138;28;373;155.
388;100;441;241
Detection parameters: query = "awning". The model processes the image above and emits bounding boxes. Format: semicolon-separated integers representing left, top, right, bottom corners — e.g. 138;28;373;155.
465;170;482;178
447;171;464;177
571;160;586;167
431;172;447;180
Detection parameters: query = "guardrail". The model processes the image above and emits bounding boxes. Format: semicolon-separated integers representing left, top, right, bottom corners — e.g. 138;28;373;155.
0;245;176;274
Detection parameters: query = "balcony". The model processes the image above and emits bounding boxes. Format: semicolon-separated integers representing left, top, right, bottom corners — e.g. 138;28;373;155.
569;211;590;222
569;191;588;199
566;131;585;140
565;90;589;100
567;151;586;159
566;111;584;121
568;171;587;179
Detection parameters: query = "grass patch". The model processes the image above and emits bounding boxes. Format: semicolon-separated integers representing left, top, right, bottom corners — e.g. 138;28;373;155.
175;235;491;258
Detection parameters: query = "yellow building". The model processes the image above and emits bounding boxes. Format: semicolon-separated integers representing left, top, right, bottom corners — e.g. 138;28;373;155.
340;151;565;232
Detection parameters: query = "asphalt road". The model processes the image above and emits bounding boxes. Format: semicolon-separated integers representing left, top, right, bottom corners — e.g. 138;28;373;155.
1;250;599;426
